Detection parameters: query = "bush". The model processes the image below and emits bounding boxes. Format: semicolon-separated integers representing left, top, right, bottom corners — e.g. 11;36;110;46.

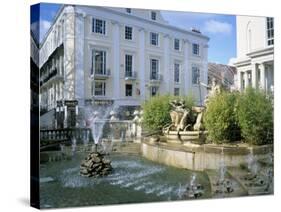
142;94;195;132
236;87;273;145
204;91;241;143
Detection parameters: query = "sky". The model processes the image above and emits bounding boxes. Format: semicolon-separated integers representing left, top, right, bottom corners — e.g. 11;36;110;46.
31;3;236;65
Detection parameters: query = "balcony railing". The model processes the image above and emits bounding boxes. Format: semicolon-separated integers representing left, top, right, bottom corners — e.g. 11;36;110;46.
91;69;111;79
124;71;137;80
40;68;63;86
150;73;162;81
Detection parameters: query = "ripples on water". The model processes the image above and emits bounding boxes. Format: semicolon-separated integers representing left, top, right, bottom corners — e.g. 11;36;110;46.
40;154;210;208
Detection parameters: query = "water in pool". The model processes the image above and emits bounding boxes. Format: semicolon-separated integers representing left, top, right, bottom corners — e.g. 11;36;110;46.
40;153;211;208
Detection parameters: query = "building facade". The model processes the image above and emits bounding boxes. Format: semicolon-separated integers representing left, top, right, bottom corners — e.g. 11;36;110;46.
39;5;209;127
234;16;274;93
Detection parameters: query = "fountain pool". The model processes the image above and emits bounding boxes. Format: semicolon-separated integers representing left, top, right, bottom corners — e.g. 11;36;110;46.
39;153;211;208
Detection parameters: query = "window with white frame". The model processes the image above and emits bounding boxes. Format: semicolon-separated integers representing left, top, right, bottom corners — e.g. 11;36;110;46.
125;26;133;40
150;32;159;46
91;50;106;75
174;63;180;83
150;59;159;80
151;11;157;20
94;81;106;96
125;54;133;77
192;66;200;84
174;38;180;50
125;84;133;97
192;43;200;55
267;17;274;46
174;88;180;96
92;18;106;34
151;86;158;96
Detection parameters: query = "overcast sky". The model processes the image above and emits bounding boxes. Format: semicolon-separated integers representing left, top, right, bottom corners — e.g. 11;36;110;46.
31;3;237;65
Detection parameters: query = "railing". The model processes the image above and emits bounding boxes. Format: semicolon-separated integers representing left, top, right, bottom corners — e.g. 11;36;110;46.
125;71;137;79
40;128;93;143
150;73;162;81
91;69;111;79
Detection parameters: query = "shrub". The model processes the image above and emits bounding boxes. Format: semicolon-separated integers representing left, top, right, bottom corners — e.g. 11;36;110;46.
203;91;241;143
236;87;273;145
142;94;195;132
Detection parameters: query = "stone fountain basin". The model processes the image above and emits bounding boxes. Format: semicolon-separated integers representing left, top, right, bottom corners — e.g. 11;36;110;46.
162;130;208;145
142;140;273;171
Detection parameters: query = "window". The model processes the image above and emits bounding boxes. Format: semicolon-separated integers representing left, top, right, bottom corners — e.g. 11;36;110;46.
174;63;180;83
174;88;180;96
125;26;133;40
192;66;200;84
150;32;159;46
150;59;159;80
192;43;200;55
126;8;131;13
174;39;180;50
91;50;106;75
125;54;133;77
92;18;106;34
267;17;274;46
151;86;158;96
125;84;133;97
94;81;106;96
151;11;156;20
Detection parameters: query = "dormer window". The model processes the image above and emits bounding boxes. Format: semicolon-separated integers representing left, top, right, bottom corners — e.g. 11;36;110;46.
126;8;131;13
151;11;156;20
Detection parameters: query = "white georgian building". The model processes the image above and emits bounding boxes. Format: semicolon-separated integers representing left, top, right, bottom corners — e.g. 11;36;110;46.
234;16;274;93
39;5;209;121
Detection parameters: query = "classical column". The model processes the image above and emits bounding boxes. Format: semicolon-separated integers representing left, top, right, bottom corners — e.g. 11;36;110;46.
183;39;190;95
244;71;249;88
138;27;145;101
201;44;209;101
237;71;241;91
259;63;265;90
112;21;121;99
74;12;85;106
163;34;170;93
251;63;257;88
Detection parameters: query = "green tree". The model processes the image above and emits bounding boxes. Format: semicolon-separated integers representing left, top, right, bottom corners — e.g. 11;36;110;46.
204;91;241;143
236;87;273;145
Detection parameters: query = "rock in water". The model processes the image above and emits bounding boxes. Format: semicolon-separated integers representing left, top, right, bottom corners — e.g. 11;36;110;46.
80;152;113;177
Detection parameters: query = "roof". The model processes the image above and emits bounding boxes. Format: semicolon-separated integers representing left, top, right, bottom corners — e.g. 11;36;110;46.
39;4;209;47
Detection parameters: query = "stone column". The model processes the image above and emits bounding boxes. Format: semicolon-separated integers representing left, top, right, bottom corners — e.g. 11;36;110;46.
244;71;249;88
163;34;170;93
201;44;209;102
112;21;121;101
259;63;265;90
183;39;190;95
74;11;85;107
251;64;257;88
237;71;241;91
64;6;75;100
138;28;146;101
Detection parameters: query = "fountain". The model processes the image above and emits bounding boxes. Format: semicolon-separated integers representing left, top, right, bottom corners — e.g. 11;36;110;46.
213;147;234;195
71;137;77;155
162;99;207;144
241;148;267;188
182;173;205;199
80;104;118;178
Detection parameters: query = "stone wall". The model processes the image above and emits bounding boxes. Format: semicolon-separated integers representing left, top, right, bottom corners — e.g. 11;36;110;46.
141;140;272;171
